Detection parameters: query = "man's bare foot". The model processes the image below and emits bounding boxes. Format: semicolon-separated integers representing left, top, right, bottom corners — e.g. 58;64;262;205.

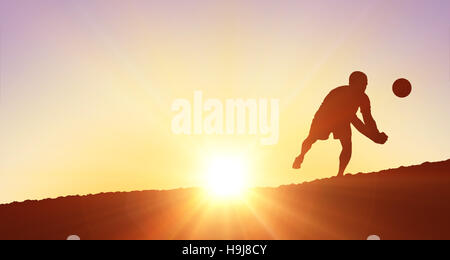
293;156;304;170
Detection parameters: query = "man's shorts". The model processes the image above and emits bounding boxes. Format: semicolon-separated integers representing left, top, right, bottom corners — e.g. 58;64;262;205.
309;117;352;140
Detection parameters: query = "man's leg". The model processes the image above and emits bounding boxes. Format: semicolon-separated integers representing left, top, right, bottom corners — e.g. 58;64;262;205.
338;137;352;177
293;136;317;169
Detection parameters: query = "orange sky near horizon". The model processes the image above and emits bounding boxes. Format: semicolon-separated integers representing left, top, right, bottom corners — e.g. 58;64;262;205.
0;0;449;204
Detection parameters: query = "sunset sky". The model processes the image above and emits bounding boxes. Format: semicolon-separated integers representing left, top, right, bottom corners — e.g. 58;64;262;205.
0;0;449;204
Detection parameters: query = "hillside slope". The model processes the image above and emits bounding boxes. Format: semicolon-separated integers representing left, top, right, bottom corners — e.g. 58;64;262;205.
0;160;449;240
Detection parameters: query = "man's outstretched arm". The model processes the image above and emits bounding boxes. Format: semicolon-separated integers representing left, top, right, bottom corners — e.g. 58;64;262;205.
351;116;372;139
352;95;388;144
360;94;380;134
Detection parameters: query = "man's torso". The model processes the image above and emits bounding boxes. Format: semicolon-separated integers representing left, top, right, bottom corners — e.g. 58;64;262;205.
314;86;365;126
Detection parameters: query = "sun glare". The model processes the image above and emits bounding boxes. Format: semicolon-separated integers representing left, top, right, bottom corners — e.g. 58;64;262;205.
205;156;248;199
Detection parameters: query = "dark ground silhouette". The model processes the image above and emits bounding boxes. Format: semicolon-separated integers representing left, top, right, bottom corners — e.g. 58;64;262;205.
1;159;450;240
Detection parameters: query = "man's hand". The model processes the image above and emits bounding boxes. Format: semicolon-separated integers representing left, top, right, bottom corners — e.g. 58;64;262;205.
373;132;388;144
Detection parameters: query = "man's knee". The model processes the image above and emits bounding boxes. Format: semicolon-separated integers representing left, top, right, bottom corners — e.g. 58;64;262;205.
304;136;317;147
340;138;352;152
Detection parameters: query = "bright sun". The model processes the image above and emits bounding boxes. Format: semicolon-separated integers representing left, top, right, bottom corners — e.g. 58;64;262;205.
205;156;248;198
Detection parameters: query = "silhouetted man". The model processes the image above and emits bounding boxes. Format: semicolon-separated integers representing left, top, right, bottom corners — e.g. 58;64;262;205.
293;71;388;177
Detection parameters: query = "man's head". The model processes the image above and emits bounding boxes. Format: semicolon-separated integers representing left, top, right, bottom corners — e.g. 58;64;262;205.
349;71;368;92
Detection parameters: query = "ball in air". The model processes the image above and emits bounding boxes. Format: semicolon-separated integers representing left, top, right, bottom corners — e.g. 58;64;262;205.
393;78;412;98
